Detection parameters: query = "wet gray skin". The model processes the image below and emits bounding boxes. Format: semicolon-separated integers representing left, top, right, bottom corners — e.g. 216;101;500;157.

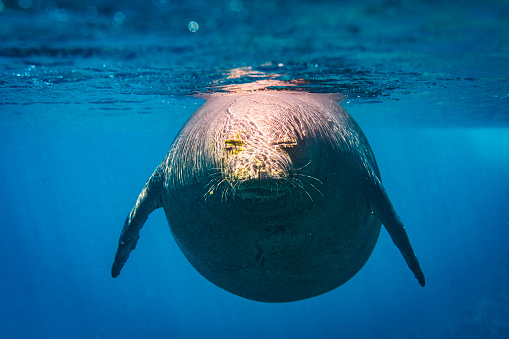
112;92;425;302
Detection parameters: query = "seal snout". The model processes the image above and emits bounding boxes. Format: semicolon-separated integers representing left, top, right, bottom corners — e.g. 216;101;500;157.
221;128;296;202
226;155;292;202
232;165;291;201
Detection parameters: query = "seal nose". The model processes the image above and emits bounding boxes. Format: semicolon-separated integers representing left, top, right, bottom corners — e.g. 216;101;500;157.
252;153;266;170
257;168;271;182
253;158;270;178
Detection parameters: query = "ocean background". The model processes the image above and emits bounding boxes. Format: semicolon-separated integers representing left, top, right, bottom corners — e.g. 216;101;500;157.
1;0;508;338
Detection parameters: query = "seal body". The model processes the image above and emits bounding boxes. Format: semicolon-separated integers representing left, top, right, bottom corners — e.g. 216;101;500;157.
112;92;425;302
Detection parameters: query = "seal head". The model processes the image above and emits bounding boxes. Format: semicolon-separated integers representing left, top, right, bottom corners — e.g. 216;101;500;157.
210;95;312;203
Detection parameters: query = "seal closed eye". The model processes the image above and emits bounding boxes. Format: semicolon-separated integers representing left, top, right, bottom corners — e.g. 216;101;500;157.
111;92;425;302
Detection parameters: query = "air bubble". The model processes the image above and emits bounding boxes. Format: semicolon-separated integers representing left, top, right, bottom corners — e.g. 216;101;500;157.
113;12;126;27
188;21;199;32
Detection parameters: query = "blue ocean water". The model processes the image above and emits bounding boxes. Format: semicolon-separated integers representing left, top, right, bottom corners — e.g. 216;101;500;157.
1;0;508;338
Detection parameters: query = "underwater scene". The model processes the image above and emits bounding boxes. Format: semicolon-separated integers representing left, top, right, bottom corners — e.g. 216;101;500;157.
1;0;508;338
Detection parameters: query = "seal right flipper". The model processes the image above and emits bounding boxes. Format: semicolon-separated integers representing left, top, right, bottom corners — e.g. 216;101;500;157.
111;167;164;278
369;175;426;287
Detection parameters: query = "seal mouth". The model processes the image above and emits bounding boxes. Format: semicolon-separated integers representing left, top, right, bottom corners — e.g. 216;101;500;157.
235;179;290;203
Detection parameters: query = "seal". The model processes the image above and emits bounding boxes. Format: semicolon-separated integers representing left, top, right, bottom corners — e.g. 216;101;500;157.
111;91;425;302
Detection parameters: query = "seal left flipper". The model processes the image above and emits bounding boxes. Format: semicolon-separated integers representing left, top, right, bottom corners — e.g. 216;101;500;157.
111;168;164;278
368;175;426;287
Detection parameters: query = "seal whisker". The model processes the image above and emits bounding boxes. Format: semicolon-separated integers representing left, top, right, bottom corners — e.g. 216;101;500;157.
223;181;236;202
276;178;291;193
218;178;233;202
286;179;301;200
221;185;228;202
204;175;223;190
292;175;324;198
204;176;221;189
291;173;323;185
227;181;236;202
205;173;222;180
231;179;242;196
204;180;216;196
291;178;314;203
204;177;228;202
293;159;312;172
303;180;324;197
215;177;226;202
205;170;223;180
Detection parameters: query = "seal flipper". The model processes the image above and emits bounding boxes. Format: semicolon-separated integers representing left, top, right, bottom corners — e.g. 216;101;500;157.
111;168;164;278
369;176;425;287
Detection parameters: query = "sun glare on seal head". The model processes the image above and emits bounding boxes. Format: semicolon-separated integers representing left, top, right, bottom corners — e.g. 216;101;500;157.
112;87;425;303
216;98;302;203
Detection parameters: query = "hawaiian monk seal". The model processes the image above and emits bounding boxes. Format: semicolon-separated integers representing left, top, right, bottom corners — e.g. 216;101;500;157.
112;91;425;302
